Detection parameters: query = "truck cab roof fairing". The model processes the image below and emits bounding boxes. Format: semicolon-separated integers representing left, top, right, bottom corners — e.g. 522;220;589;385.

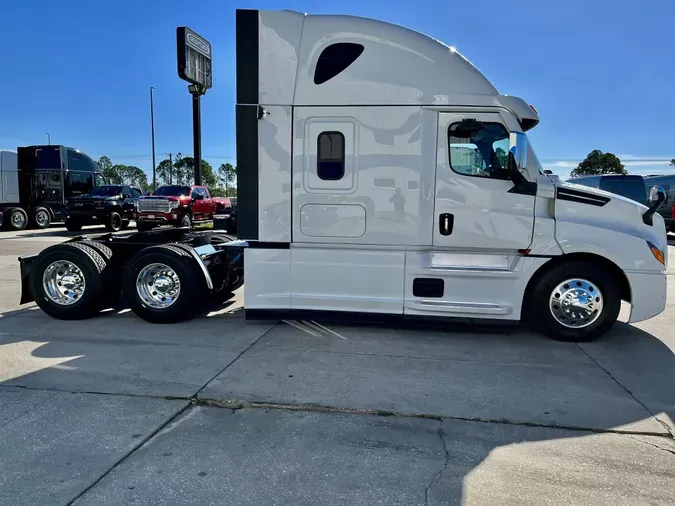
244;10;539;128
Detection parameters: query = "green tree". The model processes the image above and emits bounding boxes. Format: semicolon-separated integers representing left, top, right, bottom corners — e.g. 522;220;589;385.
173;156;217;188
156;158;174;185
670;159;675;166
218;163;237;196
97;156;120;184
570;150;626;177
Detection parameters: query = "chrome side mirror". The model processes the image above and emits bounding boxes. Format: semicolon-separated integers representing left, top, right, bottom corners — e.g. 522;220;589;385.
649;185;666;203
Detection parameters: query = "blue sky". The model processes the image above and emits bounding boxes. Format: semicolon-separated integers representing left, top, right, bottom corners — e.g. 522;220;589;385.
1;0;673;180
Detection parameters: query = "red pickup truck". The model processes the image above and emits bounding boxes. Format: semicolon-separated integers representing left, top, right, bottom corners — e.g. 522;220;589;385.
135;185;216;232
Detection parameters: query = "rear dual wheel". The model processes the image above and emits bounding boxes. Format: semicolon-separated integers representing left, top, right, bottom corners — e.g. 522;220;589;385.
3;207;28;231
122;244;206;324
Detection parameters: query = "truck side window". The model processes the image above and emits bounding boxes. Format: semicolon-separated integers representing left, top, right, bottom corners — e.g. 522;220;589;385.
314;43;365;85
317;132;345;181
448;122;511;180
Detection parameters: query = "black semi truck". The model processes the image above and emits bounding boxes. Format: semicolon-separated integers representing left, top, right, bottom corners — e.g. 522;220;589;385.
0;145;105;231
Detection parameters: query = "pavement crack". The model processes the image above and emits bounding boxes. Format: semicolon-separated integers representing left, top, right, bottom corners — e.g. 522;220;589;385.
190;397;673;438
575;343;672;437
424;421;449;505
193;323;277;398
65;401;192;506
628;436;675;457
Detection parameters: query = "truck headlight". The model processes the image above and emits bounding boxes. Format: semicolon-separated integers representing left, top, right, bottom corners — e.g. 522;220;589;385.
169;200;180;209
647;241;666;265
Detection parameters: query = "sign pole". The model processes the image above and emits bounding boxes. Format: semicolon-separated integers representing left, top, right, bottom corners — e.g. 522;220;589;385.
189;85;205;186
176;26;212;189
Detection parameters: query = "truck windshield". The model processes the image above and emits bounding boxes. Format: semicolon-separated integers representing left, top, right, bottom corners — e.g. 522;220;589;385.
153;185;191;196
91;185;122;196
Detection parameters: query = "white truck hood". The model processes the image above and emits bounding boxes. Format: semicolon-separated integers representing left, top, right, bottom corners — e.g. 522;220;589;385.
552;179;667;253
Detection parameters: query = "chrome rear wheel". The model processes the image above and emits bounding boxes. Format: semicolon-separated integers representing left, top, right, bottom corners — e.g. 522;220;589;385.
42;260;86;306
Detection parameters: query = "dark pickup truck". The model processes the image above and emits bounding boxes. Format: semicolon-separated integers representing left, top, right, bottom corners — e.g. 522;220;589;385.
64;185;142;232
567;174;675;232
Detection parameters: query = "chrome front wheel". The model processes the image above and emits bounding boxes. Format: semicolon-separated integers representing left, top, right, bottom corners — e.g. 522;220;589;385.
136;262;181;309
549;278;604;329
42;260;87;306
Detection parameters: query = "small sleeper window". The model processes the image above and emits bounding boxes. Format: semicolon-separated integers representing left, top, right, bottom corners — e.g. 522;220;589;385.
314;43;365;85
317;132;345;181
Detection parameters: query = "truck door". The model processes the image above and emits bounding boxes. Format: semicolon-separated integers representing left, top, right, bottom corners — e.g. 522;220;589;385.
433;112;535;251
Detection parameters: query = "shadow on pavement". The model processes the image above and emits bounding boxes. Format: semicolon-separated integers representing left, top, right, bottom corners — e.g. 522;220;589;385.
0;298;673;504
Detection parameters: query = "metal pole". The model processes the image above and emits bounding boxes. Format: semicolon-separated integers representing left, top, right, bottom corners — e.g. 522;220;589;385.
46;133;51;145
169;153;173;185
150;86;157;191
191;89;202;186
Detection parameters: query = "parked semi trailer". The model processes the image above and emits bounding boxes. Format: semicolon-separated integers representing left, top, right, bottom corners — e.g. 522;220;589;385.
1;145;105;230
16;8;668;342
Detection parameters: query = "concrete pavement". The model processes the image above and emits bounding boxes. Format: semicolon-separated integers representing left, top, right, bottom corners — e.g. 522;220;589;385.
0;229;673;505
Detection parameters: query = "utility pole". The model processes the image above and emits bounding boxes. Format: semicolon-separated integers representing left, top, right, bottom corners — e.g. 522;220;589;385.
150;86;157;191
169;153;173;185
46;133;51;145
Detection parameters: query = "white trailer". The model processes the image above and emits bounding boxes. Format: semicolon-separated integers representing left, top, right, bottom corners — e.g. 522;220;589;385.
17;8;668;343
235;9;668;342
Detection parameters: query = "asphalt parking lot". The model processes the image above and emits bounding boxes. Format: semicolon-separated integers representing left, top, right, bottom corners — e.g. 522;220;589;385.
1;225;674;505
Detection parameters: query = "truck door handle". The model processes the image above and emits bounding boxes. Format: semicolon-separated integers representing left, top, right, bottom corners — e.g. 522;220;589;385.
439;213;454;236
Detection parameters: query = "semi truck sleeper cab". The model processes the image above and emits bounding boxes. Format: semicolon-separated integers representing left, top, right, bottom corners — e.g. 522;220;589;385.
15;8;668;343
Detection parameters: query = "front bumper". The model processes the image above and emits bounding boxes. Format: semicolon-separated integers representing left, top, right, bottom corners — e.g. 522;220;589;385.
66;210;108;224
626;270;668;323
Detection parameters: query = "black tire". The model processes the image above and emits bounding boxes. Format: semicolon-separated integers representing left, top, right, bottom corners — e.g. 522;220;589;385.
5;207;28;231
65;220;83;232
177;213;192;229
526;261;621;342
31;207;52;229
30;243;106;320
77;239;120;309
105;211;123;232
122;244;207;324
136;222;154;232
121;219;131;230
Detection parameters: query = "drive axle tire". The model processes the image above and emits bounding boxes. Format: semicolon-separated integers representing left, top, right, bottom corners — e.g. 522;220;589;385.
76;240;121;310
30;243;106;320
526;261;621;342
122;244;206;324
5;207;28;231
31;207;52;229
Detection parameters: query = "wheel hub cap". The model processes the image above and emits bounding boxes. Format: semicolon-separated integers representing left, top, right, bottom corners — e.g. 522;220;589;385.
37;212;48;225
42;260;86;305
12;212;25;227
549;278;603;329
136;263;181;309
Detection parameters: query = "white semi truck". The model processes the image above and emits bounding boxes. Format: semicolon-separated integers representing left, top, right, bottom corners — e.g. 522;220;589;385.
16;8;668;342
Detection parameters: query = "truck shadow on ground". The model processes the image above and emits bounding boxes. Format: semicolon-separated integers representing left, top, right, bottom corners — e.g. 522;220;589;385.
0;299;673;504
